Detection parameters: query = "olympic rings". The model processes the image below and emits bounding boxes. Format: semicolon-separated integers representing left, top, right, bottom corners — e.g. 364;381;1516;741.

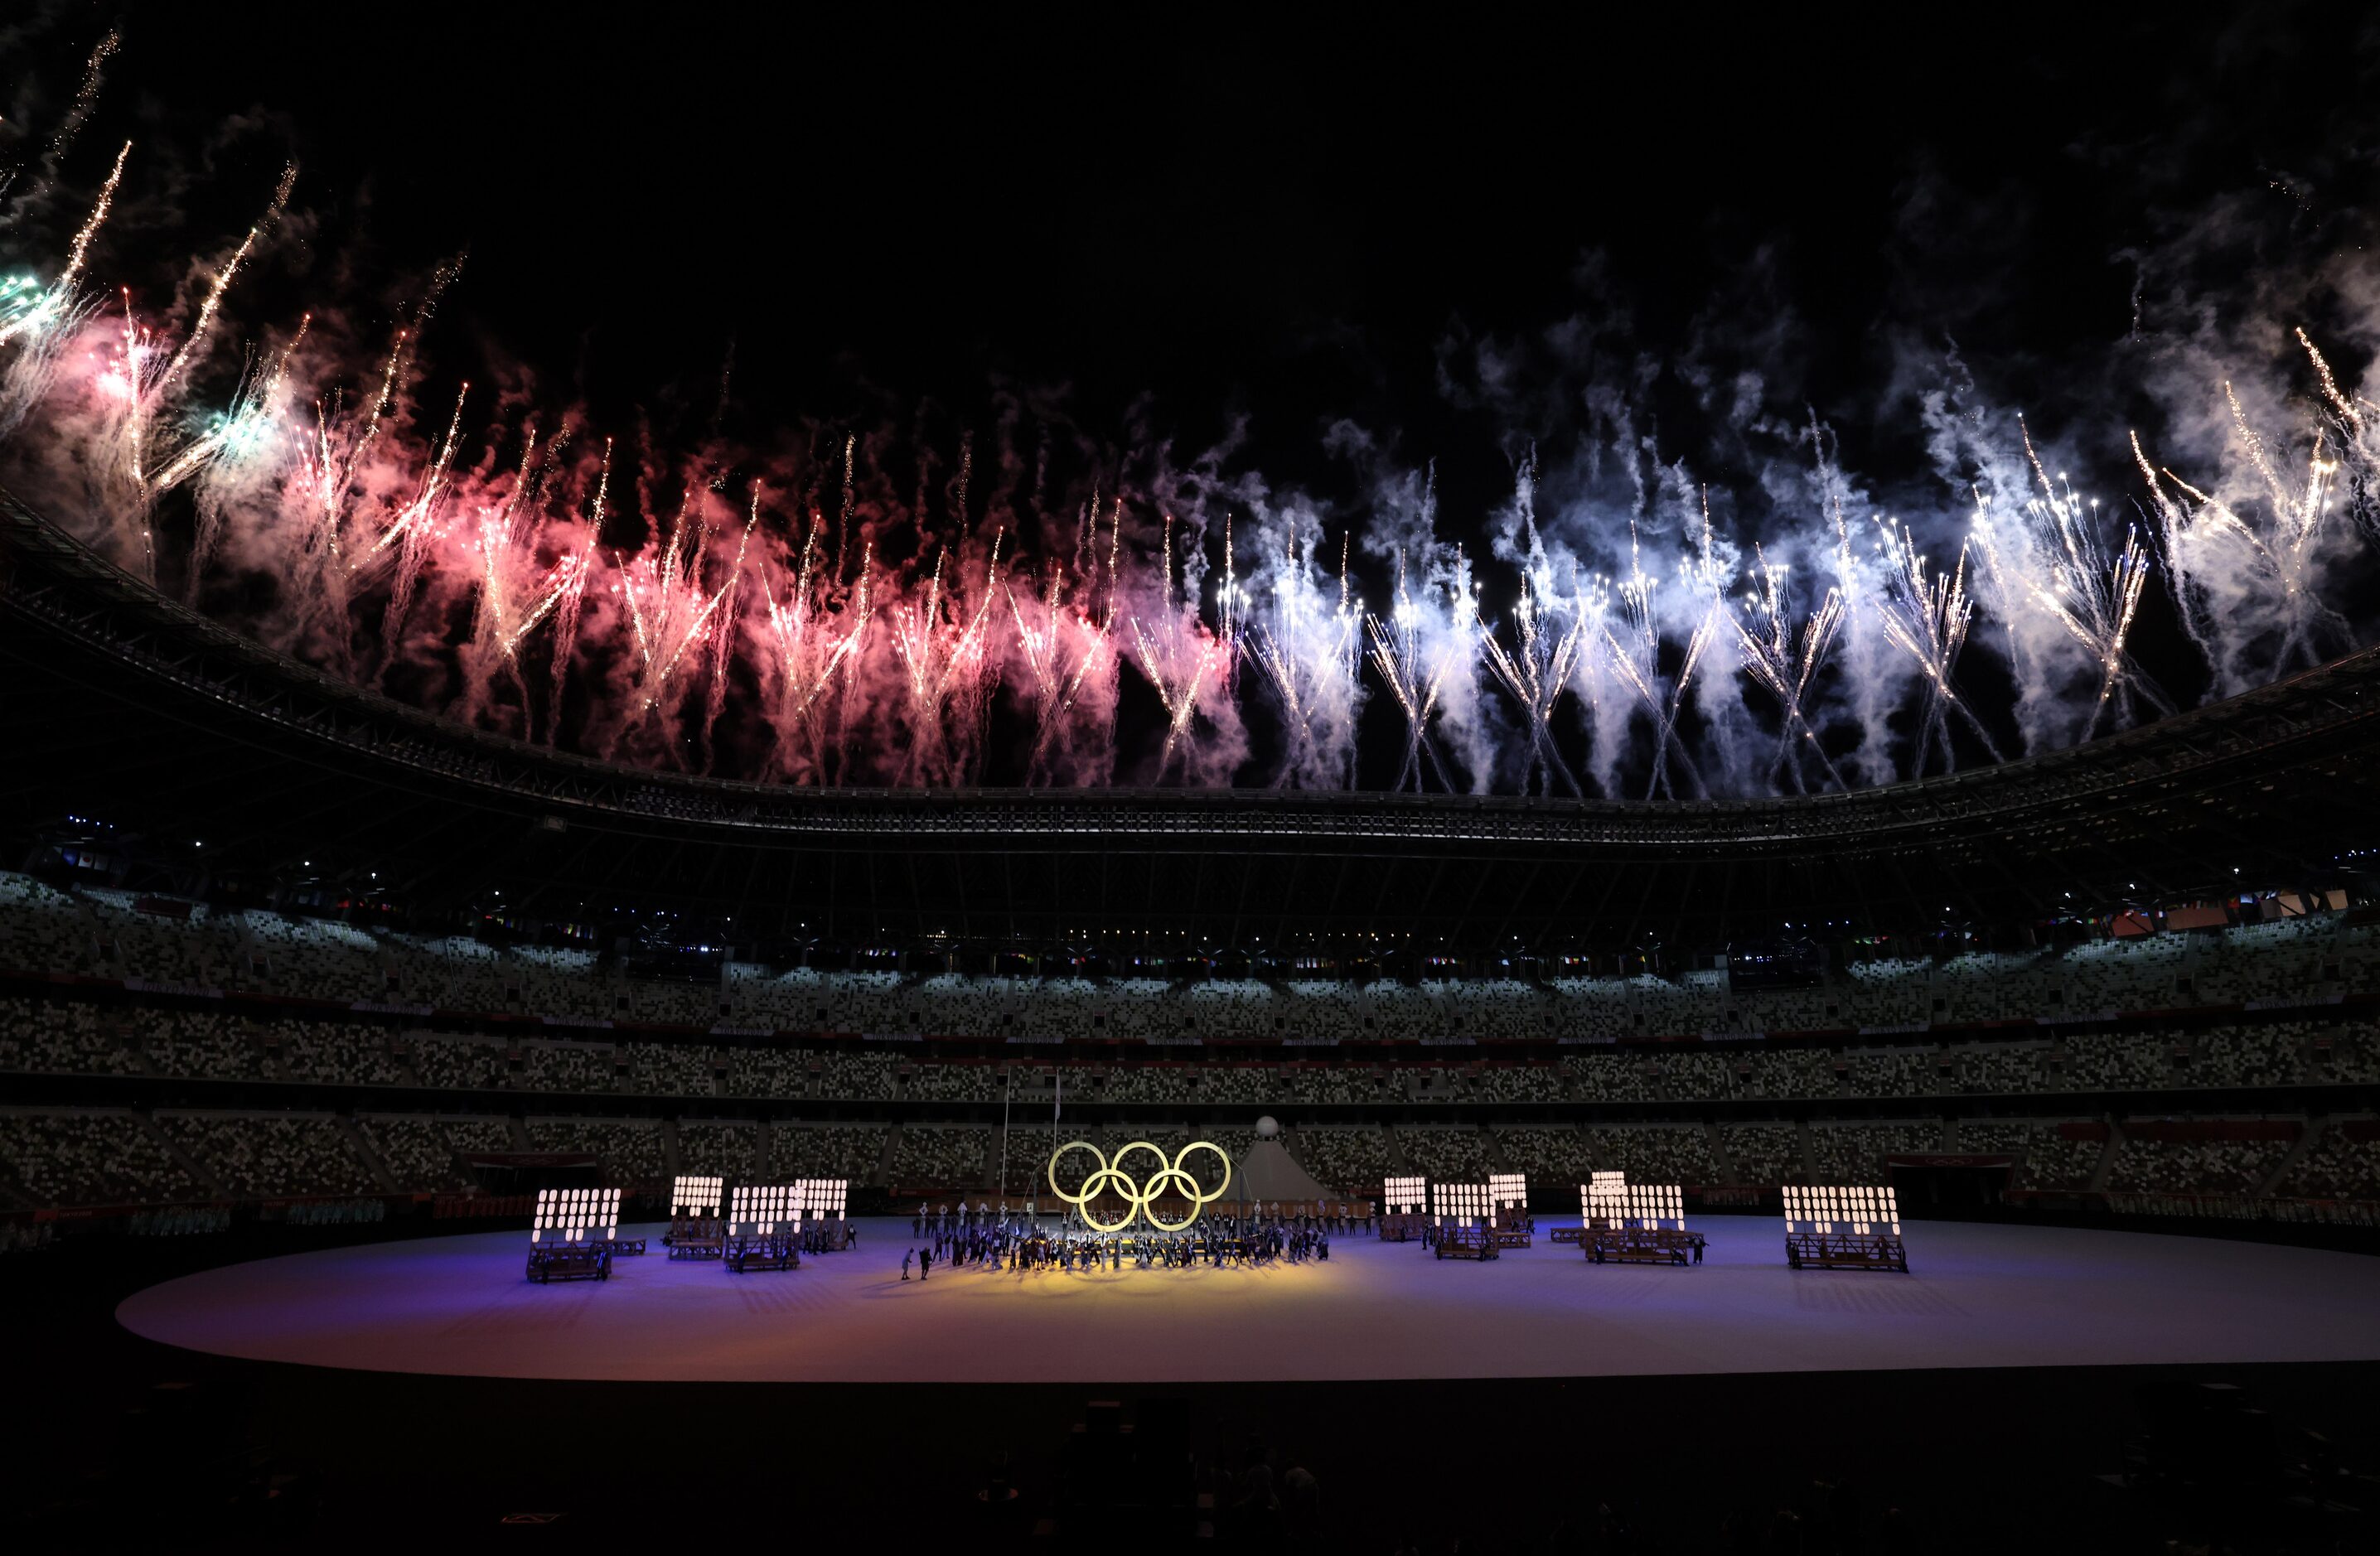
1047;1139;1234;1232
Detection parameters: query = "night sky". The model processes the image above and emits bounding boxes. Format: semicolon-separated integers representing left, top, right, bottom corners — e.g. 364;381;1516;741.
21;9;2363;477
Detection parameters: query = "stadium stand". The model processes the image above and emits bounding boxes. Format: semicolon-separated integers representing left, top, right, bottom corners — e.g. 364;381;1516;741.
157;1113;380;1199
527;1118;667;1187
1594;1124;1724;1186
0;1109;201;1205
2278;1118;2380;1200
1284;1127;1393;1196
1397;1126;1494;1181
1722;1123;1807;1186
888;1125;991;1192
0;872;2375;1220
2020;1126;2110;1191
358;1114;472;1193
676;1121;759;1181
1808;1122;1944;1181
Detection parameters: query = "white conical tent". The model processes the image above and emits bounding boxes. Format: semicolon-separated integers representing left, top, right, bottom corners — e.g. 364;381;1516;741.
1231;1138;1336;1203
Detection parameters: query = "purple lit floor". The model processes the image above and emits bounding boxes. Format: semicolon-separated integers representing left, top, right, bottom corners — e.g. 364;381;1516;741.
115;1216;2380;1384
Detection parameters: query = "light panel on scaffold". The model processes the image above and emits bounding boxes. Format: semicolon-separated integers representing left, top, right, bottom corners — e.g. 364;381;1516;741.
1621;1183;1686;1230
1782;1185;1900;1236
1582;1170;1628;1222
671;1175;723;1218
729;1184;798;1238
1432;1181;1489;1222
794;1177;849;1221
1488;1172;1527;1210
1383;1175;1428;1215
530;1186;620;1244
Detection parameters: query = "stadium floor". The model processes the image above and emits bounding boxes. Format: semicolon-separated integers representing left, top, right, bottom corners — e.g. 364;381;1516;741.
115;1214;2380;1384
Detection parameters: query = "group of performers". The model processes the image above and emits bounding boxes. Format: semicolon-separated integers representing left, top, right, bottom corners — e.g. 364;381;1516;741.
664;1212;856;1259
912;1200;1376;1240
1417;1209;1536;1249
900;1205;1340;1280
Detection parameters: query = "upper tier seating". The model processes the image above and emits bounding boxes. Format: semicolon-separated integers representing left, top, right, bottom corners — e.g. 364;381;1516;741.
5;872;2369;1042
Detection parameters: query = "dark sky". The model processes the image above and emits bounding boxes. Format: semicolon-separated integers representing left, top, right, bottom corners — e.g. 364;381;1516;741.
22;3;2369;481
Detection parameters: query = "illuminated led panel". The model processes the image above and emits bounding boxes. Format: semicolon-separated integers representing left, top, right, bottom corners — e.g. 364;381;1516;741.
671;1175;723;1218
530;1186;621;1244
1432;1181;1489;1222
728;1184;798;1237
792;1177;851;1220
1582;1170;1628;1222
1621;1183;1685;1229
1782;1184;1900;1236
1383;1175;1429;1215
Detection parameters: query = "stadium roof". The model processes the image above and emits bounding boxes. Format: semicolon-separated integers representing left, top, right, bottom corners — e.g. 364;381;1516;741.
4;491;2375;950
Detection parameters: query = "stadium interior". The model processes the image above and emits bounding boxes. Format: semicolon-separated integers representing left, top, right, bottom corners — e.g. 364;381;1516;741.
12;2;2380;1546
4;490;2379;1551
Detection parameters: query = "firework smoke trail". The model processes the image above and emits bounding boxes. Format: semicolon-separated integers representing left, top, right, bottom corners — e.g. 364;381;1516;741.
96;163;298;580
2133;365;2349;691
298;258;455;529
263;263;456;673
1241;518;1363;789
696;487;762;773
1478;568;1582;797
884;529;1006;785
1564;569;1631;798
1586;523;1708;800
939;442;1009;780
2293;328;2380;557
2005;423;2162;737
543;441;608;744
359;380;469;646
0;137;129;439
1006;534;1115;785
69;288;183;581
608;477;757;760
2;138;128;347
1009;561;1099;780
1962;487;2033;713
162;313;310;588
1647;495;1731;800
834;433;857;582
1363;548;1463;793
1;27;119;212
1130;513;1234;784
1478;455;1583;796
157;163;294;399
1732;548;1846;793
290;329;412;664
1874;519;2000;775
463;424;591;724
1802;417;1900;788
764;512;873;781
